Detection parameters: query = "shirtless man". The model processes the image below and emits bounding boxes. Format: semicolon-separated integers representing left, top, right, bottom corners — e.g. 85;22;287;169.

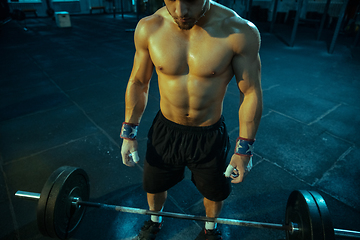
120;0;262;239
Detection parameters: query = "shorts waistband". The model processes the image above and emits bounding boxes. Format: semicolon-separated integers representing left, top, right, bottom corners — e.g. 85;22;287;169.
157;111;225;133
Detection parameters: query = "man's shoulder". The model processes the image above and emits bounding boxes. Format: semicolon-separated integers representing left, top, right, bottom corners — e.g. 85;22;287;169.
210;3;260;53
136;7;168;34
208;2;257;34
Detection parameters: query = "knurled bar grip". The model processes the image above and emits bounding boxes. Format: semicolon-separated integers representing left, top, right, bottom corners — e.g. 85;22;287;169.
75;199;292;232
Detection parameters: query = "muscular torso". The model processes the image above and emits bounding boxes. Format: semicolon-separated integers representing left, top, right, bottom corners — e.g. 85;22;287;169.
145;4;244;126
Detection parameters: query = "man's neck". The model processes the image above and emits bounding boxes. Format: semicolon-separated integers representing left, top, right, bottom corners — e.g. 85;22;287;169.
193;0;212;29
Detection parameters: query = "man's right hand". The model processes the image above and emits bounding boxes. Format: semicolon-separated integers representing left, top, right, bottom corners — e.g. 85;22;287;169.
121;139;139;167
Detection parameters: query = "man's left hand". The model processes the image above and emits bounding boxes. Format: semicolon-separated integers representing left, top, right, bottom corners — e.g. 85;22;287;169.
225;154;252;183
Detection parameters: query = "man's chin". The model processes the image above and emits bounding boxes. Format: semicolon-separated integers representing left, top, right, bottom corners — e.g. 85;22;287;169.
176;22;195;30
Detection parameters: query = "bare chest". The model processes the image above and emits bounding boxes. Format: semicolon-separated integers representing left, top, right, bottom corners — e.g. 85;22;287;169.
148;32;234;77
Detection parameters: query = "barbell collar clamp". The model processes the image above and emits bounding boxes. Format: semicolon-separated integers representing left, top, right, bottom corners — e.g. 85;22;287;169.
288;222;299;235
71;197;82;209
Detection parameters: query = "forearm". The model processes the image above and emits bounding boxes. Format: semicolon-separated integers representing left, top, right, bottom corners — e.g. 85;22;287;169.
238;90;263;139
124;78;149;124
121;78;148;166
226;91;262;182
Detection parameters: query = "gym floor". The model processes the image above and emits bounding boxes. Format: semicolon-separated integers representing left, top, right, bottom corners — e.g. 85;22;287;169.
1;12;359;240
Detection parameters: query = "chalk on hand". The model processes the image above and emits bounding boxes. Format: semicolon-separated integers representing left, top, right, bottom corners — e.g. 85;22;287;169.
129;151;140;163
246;157;253;172
224;164;235;178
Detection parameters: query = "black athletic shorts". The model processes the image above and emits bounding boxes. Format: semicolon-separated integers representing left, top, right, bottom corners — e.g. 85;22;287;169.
143;111;231;202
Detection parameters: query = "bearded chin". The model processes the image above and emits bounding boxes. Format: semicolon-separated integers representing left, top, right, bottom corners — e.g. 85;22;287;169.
167;1;208;30
176;21;194;30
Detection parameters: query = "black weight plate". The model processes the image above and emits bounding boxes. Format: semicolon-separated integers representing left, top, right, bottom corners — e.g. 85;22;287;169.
45;166;90;239
37;166;69;237
309;191;335;240
285;190;324;240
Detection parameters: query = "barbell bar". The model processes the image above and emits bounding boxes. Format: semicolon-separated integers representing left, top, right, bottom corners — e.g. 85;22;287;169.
14;166;360;240
15;190;296;232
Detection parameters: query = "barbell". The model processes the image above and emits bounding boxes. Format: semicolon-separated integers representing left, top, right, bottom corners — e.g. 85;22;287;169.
15;166;360;240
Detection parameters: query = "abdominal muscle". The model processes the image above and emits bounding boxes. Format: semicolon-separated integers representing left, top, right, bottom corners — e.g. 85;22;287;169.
158;73;231;127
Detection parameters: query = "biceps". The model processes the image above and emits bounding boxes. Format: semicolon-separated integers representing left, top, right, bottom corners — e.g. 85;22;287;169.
129;49;154;85
233;54;261;94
